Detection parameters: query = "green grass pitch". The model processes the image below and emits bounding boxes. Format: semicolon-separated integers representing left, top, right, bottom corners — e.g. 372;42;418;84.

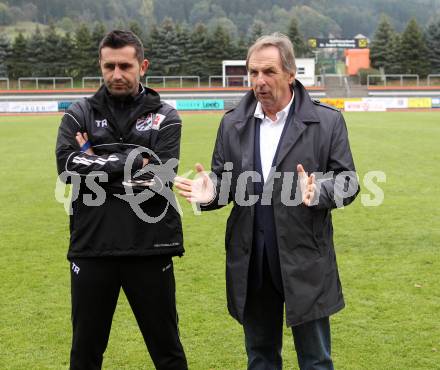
0;111;439;369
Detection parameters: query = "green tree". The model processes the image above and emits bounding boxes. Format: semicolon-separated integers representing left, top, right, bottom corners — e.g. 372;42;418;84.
146;24;163;75
42;23;63;76
287;17;310;57
400;18;430;76
189;1;226;25
159;17;180;75
231;36;248;60
58;32;75;77
248;19;265;43
73;23;96;78
175;23;191;75
0;34;10;77
91;22;106;75
291;5;341;39
186;23;209;79
205;24;233;76
92;22;107;50
128;20;144;43
27;26;45;76
9;32;30;79
370;15;395;73
387;33;402;74
425;19;440;73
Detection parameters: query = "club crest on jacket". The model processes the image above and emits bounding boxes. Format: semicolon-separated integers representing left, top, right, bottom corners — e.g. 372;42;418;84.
136;113;166;131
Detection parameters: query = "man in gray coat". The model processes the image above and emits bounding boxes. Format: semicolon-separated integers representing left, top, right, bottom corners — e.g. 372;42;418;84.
175;33;359;370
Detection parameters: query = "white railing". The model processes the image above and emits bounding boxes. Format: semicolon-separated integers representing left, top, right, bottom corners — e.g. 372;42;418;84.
208;75;222;87
224;75;248;87
427;74;440;86
82;77;103;88
209;75;249;87
367;74;419;88
0;77;9;89
145;75;200;88
18;77;74;89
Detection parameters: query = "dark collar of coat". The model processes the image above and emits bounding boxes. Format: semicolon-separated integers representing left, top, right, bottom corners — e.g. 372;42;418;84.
233;79;320;134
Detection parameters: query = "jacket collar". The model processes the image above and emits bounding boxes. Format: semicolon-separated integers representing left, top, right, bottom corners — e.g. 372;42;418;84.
234;79;320;134
88;84;162;114
86;84;162;137
233;79;320;179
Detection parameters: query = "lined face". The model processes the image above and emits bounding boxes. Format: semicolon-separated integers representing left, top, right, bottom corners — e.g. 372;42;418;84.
248;46;295;115
100;46;148;97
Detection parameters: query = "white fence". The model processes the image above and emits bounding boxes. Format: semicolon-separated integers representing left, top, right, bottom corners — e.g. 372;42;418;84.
1;74;440;90
427;74;440;86
82;77;103;88
18;77;74;89
145;75;200;88
367;74;419;88
208;75;249;88
0;78;9;89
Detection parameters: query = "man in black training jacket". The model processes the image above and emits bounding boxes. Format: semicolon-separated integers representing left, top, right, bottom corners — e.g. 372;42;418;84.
55;30;187;370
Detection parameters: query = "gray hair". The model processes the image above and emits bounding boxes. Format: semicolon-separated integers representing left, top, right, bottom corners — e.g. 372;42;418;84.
246;32;296;74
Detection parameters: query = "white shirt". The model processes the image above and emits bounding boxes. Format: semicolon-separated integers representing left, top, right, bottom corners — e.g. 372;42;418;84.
254;93;294;182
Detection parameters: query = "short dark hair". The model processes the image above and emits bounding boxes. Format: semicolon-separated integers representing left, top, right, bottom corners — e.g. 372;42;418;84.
98;30;144;63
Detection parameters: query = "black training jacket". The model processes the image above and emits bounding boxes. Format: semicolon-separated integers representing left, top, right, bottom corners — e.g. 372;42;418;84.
55;85;184;259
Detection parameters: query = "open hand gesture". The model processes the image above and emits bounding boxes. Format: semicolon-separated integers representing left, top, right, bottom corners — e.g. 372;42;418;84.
174;163;215;204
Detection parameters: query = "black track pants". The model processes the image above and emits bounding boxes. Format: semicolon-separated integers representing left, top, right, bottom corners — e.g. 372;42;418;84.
69;256;187;370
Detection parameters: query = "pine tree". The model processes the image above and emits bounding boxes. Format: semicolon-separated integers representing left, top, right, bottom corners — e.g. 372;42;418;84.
231;36;248;60
27;26;45;76
73;24;96;78
0;34;11;77
146;24;164;76
58;32;75;77
425;20;440;73
8;32;29;79
248;20;265;43
203;24;234;79
370;15;395;73
91;22;107;75
387;33;402;74
400;18;430;77
92;22;107;50
159;17;180;75
186;23;209;79
287;17;309;57
128;20;144;43
42;23;63;76
175;23;191;75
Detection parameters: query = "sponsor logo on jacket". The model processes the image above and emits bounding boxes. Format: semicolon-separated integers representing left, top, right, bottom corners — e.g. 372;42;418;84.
136;113;166;131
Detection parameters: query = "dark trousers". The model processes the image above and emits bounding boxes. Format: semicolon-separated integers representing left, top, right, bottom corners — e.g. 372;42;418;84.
243;252;333;370
69;256;187;370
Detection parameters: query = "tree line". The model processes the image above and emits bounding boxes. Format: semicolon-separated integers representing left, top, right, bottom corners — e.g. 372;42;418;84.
370;15;440;77
0;15;439;82
0;17;310;80
2;0;440;40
